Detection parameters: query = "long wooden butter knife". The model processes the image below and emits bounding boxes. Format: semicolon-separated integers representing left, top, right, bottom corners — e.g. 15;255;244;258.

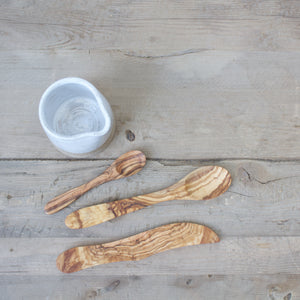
65;166;231;229
56;222;219;273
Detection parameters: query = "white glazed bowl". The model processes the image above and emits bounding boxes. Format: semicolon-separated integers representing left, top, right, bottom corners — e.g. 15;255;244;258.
39;77;114;155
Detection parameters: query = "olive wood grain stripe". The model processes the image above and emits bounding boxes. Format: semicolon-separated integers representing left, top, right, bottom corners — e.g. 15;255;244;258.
44;150;146;214
56;222;220;273
65;166;231;229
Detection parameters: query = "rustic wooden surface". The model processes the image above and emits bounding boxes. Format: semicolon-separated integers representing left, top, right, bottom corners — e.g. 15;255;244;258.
0;0;300;299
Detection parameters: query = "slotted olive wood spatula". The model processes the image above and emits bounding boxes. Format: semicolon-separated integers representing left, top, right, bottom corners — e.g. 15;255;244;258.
65;166;231;229
45;150;146;214
56;222;220;273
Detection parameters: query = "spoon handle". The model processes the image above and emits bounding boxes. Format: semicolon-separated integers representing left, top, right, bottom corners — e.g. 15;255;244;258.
65;191;170;229
57;222;220;273
44;172;112;215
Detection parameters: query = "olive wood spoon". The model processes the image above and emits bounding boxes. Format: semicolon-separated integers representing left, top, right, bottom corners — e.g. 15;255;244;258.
57;222;219;273
44;150;146;215
65;166;231;229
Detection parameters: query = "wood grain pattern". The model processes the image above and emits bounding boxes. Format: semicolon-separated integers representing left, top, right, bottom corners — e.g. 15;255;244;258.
0;50;299;160
44;150;146;214
2;237;300;276
56;223;220;273
1;0;300;298
1;160;299;238
65;166;231;229
1;0;300;51
1;275;299;300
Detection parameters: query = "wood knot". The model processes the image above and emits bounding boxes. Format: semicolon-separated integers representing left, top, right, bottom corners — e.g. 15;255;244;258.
284;293;292;300
126;130;135;142
104;280;120;292
186;279;192;286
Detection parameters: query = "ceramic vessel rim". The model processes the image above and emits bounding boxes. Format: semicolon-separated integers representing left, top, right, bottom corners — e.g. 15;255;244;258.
39;77;112;140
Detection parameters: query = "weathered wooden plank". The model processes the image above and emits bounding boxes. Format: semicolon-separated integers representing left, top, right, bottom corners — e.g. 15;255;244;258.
1;19;299;52
0;160;299;238
1;0;299;51
0;236;300;275
1;275;299;300
3;0;300;24
0;50;299;159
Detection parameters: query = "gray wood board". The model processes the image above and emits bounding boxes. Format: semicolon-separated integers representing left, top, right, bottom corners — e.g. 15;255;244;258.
1;236;300;276
1;0;300;51
0;50;299;159
1;275;299;300
1;160;299;238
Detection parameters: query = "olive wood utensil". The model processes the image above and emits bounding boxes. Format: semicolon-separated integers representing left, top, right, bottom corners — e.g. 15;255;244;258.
44;150;146;214
56;222;219;273
65;166;231;229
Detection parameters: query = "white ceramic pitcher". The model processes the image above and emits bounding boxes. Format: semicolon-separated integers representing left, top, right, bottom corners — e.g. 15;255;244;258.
39;78;114;156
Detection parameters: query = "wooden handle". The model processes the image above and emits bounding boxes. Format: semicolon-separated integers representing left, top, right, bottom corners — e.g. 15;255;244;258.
65;166;231;229
44;173;111;214
56;223;220;273
65;195;159;229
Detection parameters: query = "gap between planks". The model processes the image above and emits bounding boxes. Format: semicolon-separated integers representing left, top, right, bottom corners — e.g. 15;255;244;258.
1;158;300;162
